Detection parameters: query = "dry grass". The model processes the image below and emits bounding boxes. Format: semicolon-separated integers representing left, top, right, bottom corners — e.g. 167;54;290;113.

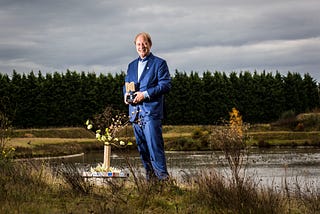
2;158;320;213
193;169;286;213
11;127;94;138
7;125;320;158
10;137;96;147
162;132;191;138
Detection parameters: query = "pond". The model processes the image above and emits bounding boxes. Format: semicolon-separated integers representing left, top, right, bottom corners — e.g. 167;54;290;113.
60;147;320;188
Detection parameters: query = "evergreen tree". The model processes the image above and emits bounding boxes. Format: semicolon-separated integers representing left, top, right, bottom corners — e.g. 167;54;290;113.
302;73;320;111
282;72;304;114
166;70;190;124
0;70;319;127
187;72;204;124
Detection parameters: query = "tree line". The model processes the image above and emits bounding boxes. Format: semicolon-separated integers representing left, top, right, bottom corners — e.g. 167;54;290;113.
0;70;319;128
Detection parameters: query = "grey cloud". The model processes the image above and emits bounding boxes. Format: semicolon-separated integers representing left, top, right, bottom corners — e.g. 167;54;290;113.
0;0;319;82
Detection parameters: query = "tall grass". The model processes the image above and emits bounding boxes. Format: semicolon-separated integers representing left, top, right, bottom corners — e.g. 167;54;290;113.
2;108;320;213
192;169;286;213
1;154;320;213
2;158;320;213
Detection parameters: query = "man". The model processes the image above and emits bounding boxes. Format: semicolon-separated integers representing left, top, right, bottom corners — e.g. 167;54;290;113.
124;32;171;181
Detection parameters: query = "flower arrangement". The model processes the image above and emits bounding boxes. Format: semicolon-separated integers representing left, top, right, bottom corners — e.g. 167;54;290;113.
84;106;132;177
85;107;133;148
86;118;133;147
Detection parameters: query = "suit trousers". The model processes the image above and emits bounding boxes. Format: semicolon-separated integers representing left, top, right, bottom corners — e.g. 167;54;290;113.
133;117;169;180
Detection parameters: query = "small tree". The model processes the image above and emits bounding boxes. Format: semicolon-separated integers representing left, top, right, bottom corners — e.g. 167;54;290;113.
210;108;250;186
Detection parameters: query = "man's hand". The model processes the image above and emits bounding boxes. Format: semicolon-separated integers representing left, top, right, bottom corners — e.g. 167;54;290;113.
133;91;144;104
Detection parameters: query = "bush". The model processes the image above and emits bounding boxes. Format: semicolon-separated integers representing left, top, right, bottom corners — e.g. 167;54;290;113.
272;110;297;130
258;140;272;148
296;113;320;131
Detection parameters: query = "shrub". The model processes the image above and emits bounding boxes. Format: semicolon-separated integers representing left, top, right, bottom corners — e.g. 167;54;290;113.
209;108;250;185
272;110;297;130
296;113;320;131
258;140;272;148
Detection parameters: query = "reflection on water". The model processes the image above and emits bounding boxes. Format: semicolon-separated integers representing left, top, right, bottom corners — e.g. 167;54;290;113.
61;147;320;187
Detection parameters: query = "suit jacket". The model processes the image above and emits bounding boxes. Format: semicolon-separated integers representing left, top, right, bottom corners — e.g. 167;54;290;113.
124;53;171;122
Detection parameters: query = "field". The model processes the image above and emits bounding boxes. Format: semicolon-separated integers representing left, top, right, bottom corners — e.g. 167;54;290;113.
5;125;320;158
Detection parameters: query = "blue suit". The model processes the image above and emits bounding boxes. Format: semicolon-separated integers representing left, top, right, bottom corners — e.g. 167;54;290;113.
124;53;171;180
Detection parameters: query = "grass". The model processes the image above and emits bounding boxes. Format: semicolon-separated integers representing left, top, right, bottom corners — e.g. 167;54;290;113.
8;125;197;158
248;130;320;140
10;137;96;147
2;120;320;213
11;127;94;138
4;125;320;158
248;130;320;147
1;156;319;213
10;138;102;158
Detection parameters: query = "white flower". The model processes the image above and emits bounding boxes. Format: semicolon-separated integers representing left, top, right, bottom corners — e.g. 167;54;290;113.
87;124;93;130
101;135;107;141
90;167;95;172
120;141;125;146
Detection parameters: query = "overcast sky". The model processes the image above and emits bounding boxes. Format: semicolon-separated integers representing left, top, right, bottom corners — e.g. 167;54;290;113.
1;0;319;82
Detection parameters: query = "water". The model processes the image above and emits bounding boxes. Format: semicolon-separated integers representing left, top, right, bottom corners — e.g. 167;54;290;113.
61;147;320;188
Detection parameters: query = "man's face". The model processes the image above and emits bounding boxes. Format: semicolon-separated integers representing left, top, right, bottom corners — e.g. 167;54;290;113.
135;35;151;59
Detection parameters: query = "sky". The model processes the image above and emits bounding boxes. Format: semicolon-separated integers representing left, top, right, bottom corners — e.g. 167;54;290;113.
0;0;319;82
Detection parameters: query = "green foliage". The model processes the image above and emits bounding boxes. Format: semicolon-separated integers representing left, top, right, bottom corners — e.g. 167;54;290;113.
0;70;319;127
0;70;127;128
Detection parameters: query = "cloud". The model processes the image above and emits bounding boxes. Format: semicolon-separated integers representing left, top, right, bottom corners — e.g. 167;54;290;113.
0;0;319;82
163;37;320;80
